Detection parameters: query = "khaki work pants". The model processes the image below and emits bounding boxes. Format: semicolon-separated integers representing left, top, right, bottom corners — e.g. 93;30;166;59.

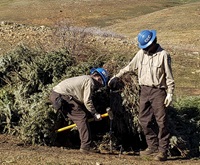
139;86;170;153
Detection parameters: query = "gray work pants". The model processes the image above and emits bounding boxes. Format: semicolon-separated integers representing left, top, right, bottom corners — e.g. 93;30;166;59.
50;91;91;150
139;86;170;153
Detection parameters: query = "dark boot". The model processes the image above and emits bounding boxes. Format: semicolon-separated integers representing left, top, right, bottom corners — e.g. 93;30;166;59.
140;148;158;156
154;152;167;161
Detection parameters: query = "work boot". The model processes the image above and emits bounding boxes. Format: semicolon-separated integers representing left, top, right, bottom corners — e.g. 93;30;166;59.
80;148;99;154
140;148;158;156
154;152;167;161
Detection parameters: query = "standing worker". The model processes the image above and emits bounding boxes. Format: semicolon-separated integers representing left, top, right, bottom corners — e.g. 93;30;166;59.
108;30;175;161
50;67;109;154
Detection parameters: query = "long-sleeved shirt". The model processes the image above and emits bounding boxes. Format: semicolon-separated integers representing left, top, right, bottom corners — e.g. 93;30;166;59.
116;45;175;94
53;75;97;115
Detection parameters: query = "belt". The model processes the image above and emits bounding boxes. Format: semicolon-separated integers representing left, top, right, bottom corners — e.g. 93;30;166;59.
140;85;165;89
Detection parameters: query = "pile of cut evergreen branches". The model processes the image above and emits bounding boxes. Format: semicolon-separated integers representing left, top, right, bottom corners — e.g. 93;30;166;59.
0;45;199;157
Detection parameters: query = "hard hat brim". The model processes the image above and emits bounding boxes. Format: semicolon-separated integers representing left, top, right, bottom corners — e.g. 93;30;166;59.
90;68;108;86
138;30;156;49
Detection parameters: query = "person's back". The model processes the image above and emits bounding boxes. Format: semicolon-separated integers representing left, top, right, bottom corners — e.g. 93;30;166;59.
50;68;109;154
53;75;94;104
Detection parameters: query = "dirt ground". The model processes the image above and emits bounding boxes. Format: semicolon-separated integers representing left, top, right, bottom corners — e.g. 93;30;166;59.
0;1;200;164
0;134;199;165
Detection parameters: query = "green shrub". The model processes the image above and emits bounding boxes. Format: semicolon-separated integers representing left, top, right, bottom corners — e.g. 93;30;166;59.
0;45;108;145
168;96;200;157
0;44;200;157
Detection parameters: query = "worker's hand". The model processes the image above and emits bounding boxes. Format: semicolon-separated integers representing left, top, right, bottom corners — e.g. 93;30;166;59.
164;93;173;107
94;113;102;121
108;77;124;91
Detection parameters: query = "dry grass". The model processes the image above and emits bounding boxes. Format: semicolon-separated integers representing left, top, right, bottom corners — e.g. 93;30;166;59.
0;1;200;164
0;0;198;28
0;0;199;96
105;2;200;52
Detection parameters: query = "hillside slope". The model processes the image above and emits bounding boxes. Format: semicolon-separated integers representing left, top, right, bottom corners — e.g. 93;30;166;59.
104;2;200;52
0;1;200;164
103;2;200;96
1;1;199;96
0;1;199;53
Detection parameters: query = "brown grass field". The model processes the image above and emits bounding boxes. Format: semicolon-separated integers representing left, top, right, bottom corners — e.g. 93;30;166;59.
0;0;200;164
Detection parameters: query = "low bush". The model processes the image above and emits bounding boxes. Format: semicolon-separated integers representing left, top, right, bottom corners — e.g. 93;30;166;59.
0;44;199;157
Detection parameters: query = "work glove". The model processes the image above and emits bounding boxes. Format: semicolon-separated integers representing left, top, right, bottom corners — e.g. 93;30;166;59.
108;77;124;91
94;113;102;121
164;93;173;107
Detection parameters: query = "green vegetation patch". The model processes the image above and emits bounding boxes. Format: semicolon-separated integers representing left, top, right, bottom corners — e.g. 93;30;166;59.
0;44;199;157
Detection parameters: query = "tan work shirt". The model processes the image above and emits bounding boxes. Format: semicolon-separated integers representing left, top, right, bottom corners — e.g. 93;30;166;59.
53;75;97;115
116;45;175;94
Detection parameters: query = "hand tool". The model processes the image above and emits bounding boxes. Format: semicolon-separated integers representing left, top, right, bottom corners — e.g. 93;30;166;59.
56;110;111;133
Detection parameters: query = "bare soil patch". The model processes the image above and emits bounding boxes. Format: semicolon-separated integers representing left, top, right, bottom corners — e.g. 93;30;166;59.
0;134;200;165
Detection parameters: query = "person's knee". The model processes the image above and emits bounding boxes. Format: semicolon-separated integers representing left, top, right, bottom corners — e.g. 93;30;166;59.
139;119;150;128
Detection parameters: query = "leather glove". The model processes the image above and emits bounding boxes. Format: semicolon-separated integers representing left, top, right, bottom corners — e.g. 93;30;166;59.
94;113;102;121
164;93;173;107
108;77;124;91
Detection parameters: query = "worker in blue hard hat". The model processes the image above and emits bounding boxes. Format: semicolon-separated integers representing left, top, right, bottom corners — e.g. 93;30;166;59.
50;67;109;154
108;30;175;161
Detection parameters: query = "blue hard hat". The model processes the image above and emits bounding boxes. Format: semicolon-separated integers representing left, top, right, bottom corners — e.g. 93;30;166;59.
137;30;156;49
90;68;109;86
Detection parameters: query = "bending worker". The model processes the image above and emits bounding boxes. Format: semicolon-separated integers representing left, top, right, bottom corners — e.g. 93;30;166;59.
50;67;109;154
109;30;175;161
